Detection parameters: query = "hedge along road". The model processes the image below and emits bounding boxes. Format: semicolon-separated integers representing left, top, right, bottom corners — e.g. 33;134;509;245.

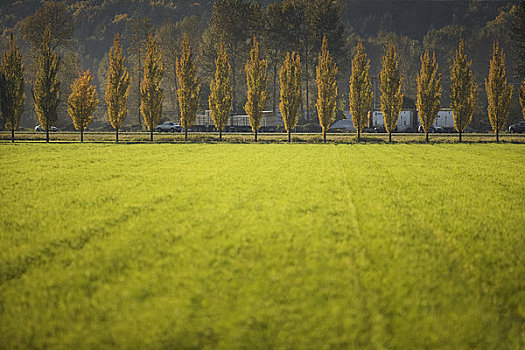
0;143;524;349
1;130;525;143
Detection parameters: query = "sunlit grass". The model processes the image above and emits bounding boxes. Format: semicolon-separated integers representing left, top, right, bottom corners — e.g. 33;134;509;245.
0;143;524;348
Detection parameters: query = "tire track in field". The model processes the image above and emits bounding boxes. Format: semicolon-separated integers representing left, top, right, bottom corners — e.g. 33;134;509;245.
0;194;173;285
335;146;392;348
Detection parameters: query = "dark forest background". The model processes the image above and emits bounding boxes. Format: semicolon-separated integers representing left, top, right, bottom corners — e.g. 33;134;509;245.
0;0;522;131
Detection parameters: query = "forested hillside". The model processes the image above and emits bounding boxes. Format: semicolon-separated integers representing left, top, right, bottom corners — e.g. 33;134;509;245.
0;0;522;130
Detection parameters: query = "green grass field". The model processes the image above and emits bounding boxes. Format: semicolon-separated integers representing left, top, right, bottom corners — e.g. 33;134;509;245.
0;143;524;349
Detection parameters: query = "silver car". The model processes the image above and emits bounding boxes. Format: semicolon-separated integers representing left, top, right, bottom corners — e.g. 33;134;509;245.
35;125;57;132
156;122;182;133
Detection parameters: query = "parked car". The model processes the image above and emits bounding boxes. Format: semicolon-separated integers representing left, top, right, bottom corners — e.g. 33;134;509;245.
509;121;525;133
418;125;443;133
374;125;387;133
156;121;182;133
35;125;57;132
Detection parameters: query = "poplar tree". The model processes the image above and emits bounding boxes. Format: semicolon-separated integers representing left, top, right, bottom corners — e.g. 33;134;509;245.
244;36;268;142
209;40;232;141
68;70;99;143
520;79;525;119
140;34;164;142
417;50;442;143
279;51;302;143
316;36;338;143
32;26;60;143
106;34;131;143
379;45;403;143
176;33;200;142
349;41;373;142
0;32;25;143
485;42;513;143
450;39;477;143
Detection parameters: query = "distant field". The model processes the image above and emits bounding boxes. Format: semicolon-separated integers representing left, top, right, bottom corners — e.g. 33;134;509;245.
0;143;524;349
1;130;525;143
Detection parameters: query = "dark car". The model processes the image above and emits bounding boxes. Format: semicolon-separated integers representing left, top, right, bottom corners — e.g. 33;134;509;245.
418;125;443;133
509;121;525;133
35;125;57;132
156;122;182;133
374;125;387;133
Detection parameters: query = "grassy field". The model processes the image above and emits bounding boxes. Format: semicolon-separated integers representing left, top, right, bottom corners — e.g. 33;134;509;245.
0;143;524;349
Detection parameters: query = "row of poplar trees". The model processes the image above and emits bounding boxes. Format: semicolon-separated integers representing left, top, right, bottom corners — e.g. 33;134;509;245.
1;28;524;143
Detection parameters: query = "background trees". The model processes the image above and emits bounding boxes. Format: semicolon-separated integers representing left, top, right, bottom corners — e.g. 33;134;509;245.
32;27;60;143
279;52;302;143
0;32;25;142
450;40;478;142
176;34;200;141
379;45;403;143
511;0;525;80
68;70;99;142
244;37;268;142
417;51;442;142
127;18;153;128
140;35;164;142
349;41;373;142
520;79;525;119
209;41;232;141
105;34;131;143
316;36;337;143
485;43;513;143
207;0;262;113
21;1;74;52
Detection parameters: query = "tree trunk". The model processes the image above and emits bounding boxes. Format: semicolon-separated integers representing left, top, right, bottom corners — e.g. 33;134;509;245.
116;128;119;143
219;130;222;141
11;126;14;143
46;119;49;143
357;129;361;142
459;130;462;143
288;130;291;143
81;129;84;143
255;129;258;142
185;128;188;142
389;131;392;143
150;129;153;142
426;131;429;143
496;129;499;143
323;129;326;143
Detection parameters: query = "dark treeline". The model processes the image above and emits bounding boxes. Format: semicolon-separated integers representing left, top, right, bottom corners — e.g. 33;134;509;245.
0;0;523;131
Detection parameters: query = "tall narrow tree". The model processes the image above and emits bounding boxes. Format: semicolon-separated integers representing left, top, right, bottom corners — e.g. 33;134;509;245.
417;50;442;143
106;34;131;143
176;33;200;142
349;41;373;142
209;40;232;141
68;70;99;143
32;26;60;143
0;32;25;143
485;42;513;143
520;79;525;119
379;45;403;143
140;34;164;142
279;51;302;143
450;39;477;143
245;36;268;142
316;36;338;142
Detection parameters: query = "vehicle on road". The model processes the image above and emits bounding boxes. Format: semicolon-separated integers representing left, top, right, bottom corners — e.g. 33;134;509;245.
35;125;57;132
509;121;525;133
156;122;182;133
418;125;443;133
